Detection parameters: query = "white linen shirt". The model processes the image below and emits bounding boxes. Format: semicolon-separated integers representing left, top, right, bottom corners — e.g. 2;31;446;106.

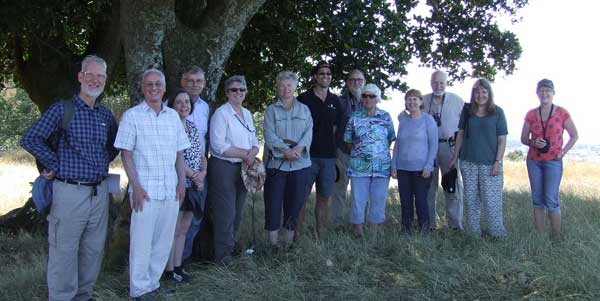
114;101;191;201
422;92;465;140
186;96;210;150
209;102;259;163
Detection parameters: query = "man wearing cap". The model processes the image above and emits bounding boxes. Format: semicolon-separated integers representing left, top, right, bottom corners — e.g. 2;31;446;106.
331;69;365;227
422;70;465;230
115;68;190;299
20;55;119;301
298;61;343;237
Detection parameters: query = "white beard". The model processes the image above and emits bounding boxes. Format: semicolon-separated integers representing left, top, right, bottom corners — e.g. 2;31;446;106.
432;91;445;97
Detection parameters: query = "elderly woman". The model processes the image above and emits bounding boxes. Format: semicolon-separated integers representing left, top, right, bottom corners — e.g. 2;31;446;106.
262;71;313;250
164;89;207;282
520;79;578;239
450;79;508;238
391;89;438;235
208;75;260;265
343;84;395;238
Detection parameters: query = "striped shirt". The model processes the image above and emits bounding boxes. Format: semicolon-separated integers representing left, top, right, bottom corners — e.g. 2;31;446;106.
114;101;190;201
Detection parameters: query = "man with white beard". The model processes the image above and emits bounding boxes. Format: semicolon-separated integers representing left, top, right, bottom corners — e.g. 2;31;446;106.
331;69;366;226
422;70;465;230
21;55;119;300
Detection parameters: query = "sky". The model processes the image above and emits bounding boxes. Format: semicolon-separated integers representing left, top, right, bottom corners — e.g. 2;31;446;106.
378;0;600;145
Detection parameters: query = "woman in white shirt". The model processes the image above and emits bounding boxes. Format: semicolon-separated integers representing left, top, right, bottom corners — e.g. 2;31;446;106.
208;75;260;265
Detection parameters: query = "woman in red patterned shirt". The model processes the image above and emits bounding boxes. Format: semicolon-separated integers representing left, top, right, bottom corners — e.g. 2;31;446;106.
520;79;578;239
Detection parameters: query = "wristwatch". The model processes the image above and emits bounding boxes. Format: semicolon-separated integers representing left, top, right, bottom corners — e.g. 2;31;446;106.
495;159;502;163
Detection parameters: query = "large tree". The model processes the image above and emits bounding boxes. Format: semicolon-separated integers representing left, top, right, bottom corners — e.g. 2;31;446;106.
0;0;527;112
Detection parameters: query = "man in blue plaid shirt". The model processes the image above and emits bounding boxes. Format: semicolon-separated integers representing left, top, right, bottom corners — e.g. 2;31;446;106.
21;55;119;301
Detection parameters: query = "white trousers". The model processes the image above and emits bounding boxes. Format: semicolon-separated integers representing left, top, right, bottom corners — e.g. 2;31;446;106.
129;199;179;297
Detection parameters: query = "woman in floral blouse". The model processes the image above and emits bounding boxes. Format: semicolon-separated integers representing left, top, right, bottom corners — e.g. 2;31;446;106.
343;83;395;238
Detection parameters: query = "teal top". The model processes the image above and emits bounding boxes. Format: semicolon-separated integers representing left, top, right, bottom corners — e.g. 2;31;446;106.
458;106;508;165
343;108;395;177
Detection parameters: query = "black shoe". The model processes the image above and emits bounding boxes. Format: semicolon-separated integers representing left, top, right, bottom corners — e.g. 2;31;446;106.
174;266;192;282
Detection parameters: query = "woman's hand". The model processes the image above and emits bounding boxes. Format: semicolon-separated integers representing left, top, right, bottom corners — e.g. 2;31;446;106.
283;148;300;161
532;137;547;149
490;161;501;176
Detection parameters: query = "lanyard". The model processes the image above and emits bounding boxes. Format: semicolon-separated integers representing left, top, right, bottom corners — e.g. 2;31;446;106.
538;104;554;137
234;112;255;133
428;93;445;119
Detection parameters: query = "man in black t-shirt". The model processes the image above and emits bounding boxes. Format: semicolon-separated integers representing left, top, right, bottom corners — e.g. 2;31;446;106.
297;61;343;238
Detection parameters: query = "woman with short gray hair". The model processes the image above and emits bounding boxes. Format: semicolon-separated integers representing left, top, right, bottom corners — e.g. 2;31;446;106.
208;75;259;265
263;71;312;250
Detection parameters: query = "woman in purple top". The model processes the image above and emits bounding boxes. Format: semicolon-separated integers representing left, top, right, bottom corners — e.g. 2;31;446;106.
391;89;438;234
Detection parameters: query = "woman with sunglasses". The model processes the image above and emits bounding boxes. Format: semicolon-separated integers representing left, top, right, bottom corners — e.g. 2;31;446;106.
208;75;260;265
450;79;508;239
262;71;313;250
391;89;438;235
520;79;578;239
343;84;395;238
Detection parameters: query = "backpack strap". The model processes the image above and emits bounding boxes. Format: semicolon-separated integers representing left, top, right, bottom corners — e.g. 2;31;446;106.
60;98;74;132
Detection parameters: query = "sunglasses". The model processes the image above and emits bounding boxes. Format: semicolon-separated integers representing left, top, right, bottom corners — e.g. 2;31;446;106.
228;88;247;93
361;94;377;99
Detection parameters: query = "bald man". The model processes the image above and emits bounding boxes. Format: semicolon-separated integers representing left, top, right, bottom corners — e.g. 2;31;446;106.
422;70;465;230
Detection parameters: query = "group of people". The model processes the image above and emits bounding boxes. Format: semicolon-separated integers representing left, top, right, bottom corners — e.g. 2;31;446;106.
20;55;578;301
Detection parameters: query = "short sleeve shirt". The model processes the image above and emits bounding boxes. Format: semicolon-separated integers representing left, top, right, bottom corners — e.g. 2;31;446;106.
343;108;396;177
298;89;342;158
458;106;508;165
524;106;570;161
114;101;191;201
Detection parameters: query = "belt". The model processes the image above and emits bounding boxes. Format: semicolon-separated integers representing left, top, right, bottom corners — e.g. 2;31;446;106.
439;138;450;142
56;178;103;196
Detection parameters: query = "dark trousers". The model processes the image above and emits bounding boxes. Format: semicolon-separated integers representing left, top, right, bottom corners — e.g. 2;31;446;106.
263;167;311;231
207;157;247;263
397;170;432;231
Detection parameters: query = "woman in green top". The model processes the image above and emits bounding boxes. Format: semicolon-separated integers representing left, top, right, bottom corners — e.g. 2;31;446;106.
450;79;508;238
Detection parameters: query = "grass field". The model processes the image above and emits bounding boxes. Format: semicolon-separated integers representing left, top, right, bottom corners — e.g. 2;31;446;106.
1;153;600;300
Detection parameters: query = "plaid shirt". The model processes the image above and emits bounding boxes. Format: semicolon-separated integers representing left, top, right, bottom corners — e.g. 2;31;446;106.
20;95;119;182
114;101;190;201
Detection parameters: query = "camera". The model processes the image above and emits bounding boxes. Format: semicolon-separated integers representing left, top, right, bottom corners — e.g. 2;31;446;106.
537;138;550;153
432;113;442;127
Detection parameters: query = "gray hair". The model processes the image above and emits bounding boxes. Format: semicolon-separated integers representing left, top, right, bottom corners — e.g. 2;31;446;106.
81;55;107;72
361;83;382;103
141;68;166;86
182;65;205;77
430;70;448;82
224;75;247;90
276;71;299;88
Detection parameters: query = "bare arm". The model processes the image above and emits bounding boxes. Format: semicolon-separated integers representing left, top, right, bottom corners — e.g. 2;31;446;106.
175;150;186;204
559;117;579;159
491;135;507;176
121;149;148;211
520;121;532;146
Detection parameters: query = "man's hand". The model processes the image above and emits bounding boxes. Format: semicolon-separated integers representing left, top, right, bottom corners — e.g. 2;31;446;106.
41;169;56;180
132;185;149;212
391;169;397;179
421;170;431;178
176;182;186;205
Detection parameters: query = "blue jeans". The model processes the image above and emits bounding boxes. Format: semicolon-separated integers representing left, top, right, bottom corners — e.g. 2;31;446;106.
527;159;563;212
349;176;390;224
396;170;432;231
182;179;207;260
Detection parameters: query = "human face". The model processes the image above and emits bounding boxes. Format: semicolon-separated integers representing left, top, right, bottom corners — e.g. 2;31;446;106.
405;96;423;113
472;83;489;107
313;67;332;89
346;71;365;96
181;72;206;98
78;61;107;99
361;92;378;110
430;73;447;96
225;81;247;107
173;92;192;119
536;87;554;106
142;72;165;105
277;79;296;101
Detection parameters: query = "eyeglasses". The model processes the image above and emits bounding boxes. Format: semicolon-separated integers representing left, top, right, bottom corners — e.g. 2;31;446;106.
537;88;554;94
145;81;164;89
228;88;247;93
361;94;377;99
317;72;332;76
83;72;107;82
185;79;205;85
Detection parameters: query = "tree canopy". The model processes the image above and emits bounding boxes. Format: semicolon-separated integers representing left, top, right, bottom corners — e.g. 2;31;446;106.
0;0;528;112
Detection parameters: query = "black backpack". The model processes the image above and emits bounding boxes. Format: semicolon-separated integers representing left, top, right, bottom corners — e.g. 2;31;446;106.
35;99;74;173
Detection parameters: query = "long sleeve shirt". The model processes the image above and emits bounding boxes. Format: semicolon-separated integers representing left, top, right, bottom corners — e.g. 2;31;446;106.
391;112;438;172
209;102;259;163
20;95;119;182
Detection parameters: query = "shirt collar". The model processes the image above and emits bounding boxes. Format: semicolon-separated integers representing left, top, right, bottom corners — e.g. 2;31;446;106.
74;94;100;110
140;100;168;114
